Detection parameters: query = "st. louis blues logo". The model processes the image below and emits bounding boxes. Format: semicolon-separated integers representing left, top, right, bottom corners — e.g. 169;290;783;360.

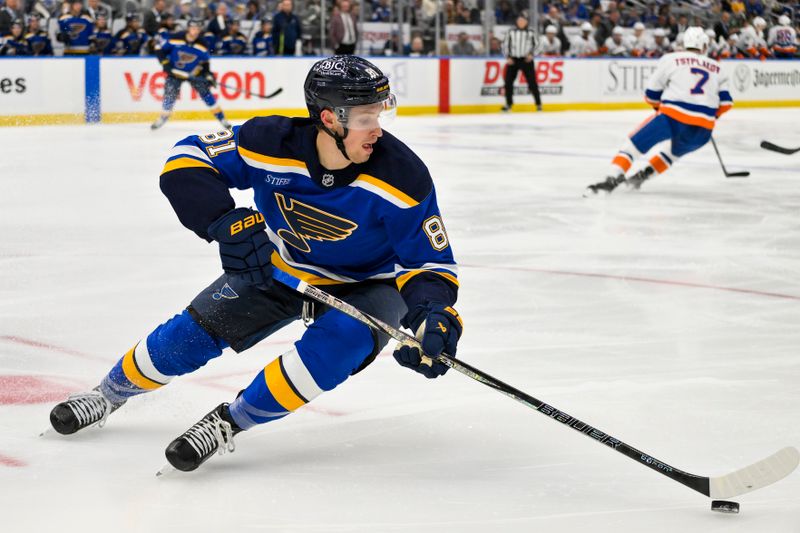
212;283;239;300
68;22;87;40
275;193;358;253
176;51;197;69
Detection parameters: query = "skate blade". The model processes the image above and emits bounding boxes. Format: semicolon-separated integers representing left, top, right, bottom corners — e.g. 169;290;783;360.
39;427;54;438
156;463;176;477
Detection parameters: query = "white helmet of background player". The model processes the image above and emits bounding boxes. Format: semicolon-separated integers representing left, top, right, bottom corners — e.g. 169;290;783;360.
753;16;767;29
545;25;557;35
683;26;709;51
779;15;791;26
580;21;592;33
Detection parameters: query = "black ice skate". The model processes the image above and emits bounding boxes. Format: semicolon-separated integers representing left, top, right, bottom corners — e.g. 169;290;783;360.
49;389;122;435
626;166;655;190
585;174;626;196
162;403;243;473
150;115;169;130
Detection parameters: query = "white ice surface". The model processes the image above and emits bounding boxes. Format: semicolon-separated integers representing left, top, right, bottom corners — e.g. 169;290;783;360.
1;109;800;532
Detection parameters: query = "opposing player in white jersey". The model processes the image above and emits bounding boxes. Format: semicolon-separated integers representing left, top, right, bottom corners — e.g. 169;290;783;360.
603;26;631;56
567;22;598;57
586;27;733;194
768;15;798;59
537;25;561;56
646;28;671;58
738;17;769;59
629;22;652;57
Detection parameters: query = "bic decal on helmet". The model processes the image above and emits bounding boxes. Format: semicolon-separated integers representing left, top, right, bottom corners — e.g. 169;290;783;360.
304;55;397;130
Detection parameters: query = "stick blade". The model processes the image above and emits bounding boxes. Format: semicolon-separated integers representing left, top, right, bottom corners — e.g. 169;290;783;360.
709;446;800;499
725;171;750;178
760;141;799;155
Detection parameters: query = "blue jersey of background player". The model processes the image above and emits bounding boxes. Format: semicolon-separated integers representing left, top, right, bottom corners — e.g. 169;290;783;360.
0;19;29;55
216;19;247;55
25;14;53;56
57;0;94;55
48;56;463;474
251;17;274;56
112;13;149;56
89;12;114;55
151;19;230;130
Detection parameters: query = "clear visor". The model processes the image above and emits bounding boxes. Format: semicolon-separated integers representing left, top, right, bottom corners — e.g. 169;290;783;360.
336;93;397;131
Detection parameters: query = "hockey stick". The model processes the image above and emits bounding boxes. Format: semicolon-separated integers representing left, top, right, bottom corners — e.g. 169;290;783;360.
711;137;750;178
273;268;799;500
189;76;283;99
760;140;800;155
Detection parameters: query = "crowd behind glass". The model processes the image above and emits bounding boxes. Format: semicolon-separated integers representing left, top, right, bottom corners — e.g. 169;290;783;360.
0;0;797;59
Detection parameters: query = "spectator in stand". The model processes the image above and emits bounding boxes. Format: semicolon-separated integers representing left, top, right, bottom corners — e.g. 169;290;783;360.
537;24;561;56
714;10;732;41
567;21;598;57
329;0;358;55
144;0;167;36
371;0;391;22
745;0;764;17
495;0;515;25
0;18;29;55
25;13;53;55
244;0;261;21
489;35;503;56
86;0;112;22
177;0;195;26
408;35;428;56
252;15;273;55
450;30;477;55
676;14;689;35
383;29;408;56
0;0;22;36
454;0;479;24
272;0;301;55
602;26;631;56
207;2;229;38
768;14;798;58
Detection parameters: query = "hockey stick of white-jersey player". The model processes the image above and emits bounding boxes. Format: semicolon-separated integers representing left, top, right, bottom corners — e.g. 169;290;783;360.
273;268;799;501
760;140;800;155
711;137;750;178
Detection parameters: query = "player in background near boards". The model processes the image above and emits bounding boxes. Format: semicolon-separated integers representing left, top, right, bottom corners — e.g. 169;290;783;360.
151;19;231;131
768;15;797;59
567;22;598;57
48;55;462;473
586;27;732;195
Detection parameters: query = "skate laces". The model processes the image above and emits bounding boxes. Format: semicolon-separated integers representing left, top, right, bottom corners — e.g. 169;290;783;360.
183;412;236;459
65;392;113;428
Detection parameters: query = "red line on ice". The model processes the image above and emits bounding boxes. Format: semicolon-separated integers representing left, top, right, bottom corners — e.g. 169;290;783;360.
0;335;108;362
0;454;26;467
0;375;84;405
462;264;800;302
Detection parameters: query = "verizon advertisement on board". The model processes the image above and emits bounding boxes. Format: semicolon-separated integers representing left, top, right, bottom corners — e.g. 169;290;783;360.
99;57;439;113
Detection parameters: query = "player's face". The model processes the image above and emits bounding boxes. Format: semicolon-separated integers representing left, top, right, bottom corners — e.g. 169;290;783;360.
187;26;201;39
11;24;22;37
342;99;395;163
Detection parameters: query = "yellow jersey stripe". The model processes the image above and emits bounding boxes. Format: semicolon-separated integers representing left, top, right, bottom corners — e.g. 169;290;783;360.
356;174;419;208
271;251;345;286
121;346;163;390
263;358;305;411
161;156;218;175
238;146;308;170
396;269;459;291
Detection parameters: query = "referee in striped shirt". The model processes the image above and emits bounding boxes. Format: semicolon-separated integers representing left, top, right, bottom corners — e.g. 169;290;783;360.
502;15;542;112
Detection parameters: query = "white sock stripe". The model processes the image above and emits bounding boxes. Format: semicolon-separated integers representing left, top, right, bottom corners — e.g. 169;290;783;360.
281;349;324;401
133;341;174;384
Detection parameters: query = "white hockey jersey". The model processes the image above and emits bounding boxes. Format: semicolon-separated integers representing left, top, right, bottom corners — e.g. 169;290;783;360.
644;51;733;130
603;36;631;56
767;24;798;53
567;35;597;57
537;35;562;56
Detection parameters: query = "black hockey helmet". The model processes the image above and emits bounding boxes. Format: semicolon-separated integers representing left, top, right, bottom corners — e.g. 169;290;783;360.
304;55;393;124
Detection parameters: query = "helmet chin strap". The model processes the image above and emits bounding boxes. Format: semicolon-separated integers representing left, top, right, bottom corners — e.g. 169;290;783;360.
320;123;351;161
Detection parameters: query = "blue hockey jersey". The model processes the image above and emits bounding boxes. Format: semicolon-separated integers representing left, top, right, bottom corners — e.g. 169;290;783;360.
251;31;273;56
159;116;459;316
216;32;248;55
58;14;94;54
156;31;211;79
25;30;53;55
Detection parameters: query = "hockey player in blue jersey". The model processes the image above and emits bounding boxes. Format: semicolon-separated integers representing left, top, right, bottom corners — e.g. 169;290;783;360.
89;12;114;55
48;56;462;473
251;16;274;56
57;0;94;55
112;13;149;56
216;18;248;55
0;19;29;55
151;19;231;130
25;14;53;56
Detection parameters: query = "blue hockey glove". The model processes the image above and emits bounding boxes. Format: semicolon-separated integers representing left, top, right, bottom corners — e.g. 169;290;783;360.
393;305;463;379
207;207;272;288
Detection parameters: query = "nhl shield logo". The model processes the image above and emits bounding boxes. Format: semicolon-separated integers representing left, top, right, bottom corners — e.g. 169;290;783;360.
322;173;335;187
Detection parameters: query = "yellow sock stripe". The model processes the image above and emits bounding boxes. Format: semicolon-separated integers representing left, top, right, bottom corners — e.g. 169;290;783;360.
161;156;218;175
121;345;164;390
263;357;306;411
396;269;459;291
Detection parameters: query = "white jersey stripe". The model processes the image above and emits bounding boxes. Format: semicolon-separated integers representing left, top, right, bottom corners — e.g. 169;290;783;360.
170;144;213;164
